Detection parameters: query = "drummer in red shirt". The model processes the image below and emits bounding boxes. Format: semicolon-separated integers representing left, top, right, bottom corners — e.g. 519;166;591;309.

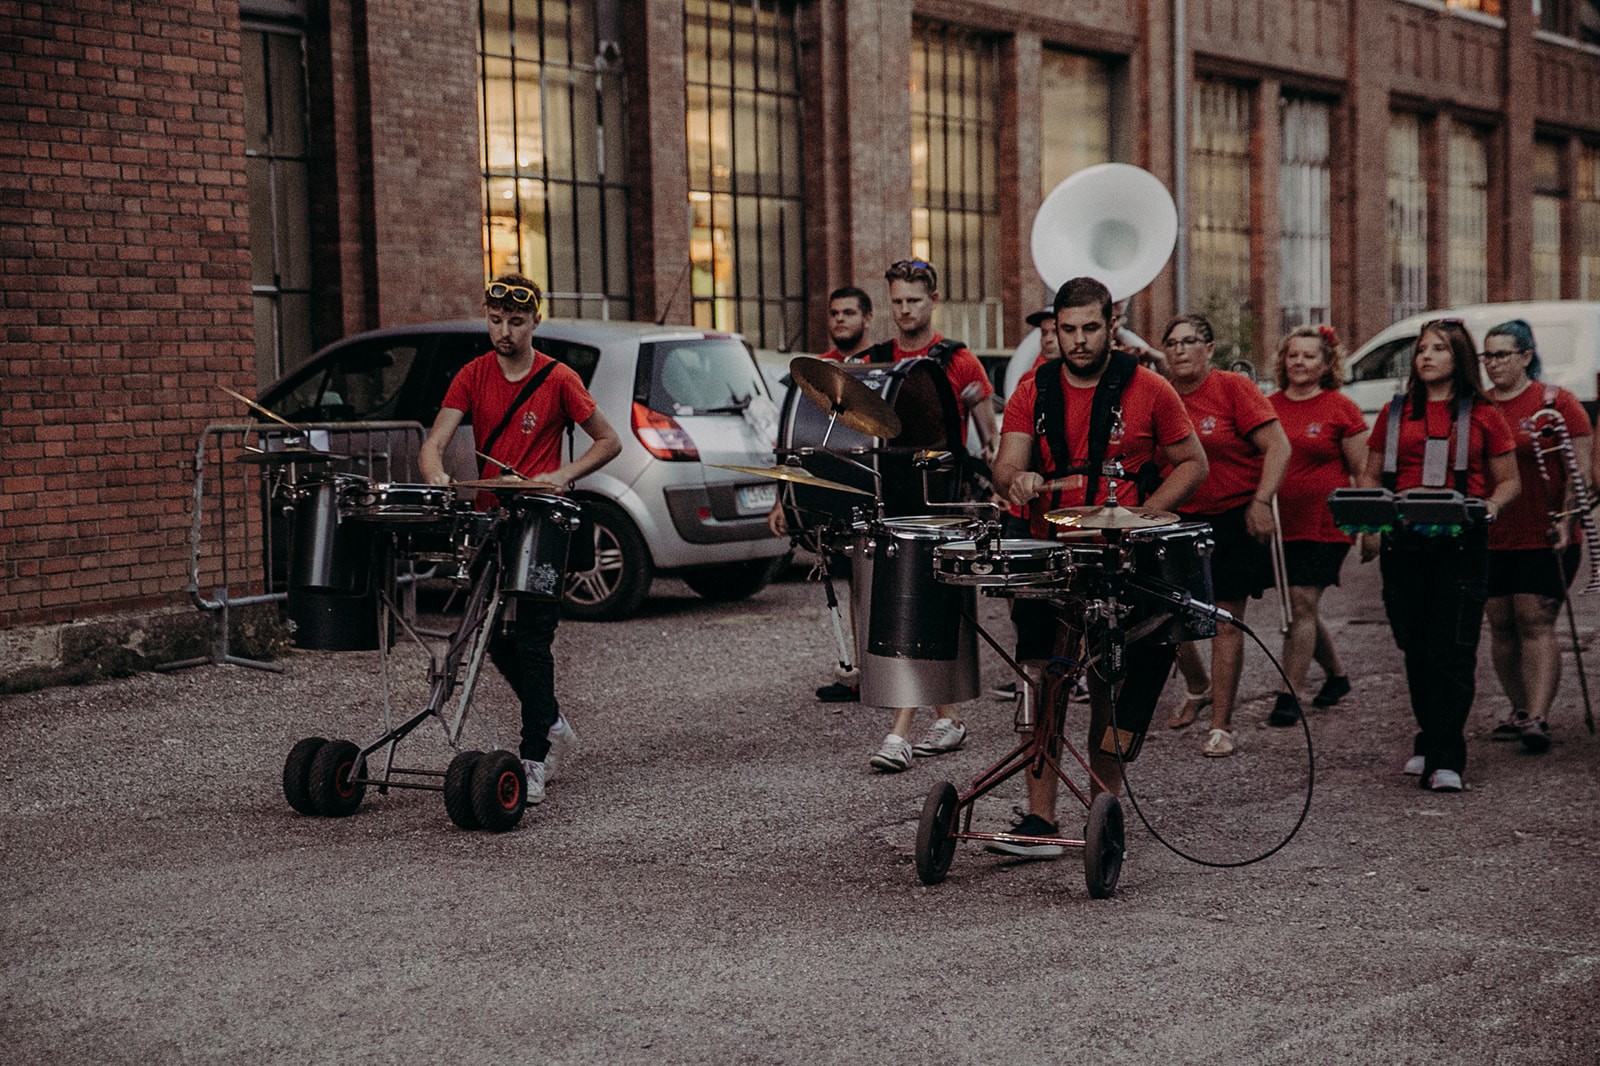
1266;325;1369;726
1357;319;1518;792
1160;314;1292;757
1479;318;1590;753
418;274;622;805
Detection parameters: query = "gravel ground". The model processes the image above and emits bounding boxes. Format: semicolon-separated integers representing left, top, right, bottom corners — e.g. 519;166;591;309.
3;560;1598;1064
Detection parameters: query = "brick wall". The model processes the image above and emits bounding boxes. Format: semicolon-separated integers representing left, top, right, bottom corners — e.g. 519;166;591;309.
0;1;254;628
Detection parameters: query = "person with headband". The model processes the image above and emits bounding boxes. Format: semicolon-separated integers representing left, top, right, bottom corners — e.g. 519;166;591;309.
418;273;622;804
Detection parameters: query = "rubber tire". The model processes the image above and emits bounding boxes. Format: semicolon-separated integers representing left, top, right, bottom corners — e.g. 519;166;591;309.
681;557;780;602
562;499;653;621
443;750;483;830
1084;792;1125;899
282;736;327;816
914;781;961;885
470;750;527;833
308;739;367;818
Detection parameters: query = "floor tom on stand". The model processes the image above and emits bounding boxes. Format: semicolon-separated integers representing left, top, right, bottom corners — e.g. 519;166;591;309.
499;493;585;600
1123;522;1217;641
287;473;373;594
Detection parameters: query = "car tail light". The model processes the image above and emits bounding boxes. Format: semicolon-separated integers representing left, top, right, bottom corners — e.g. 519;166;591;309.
632;402;699;461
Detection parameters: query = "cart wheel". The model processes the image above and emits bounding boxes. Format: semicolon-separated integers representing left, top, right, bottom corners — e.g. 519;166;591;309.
308;739;367;818
470;750;527;833
914;782;960;885
282;736;327;816
443;750;483;830
1084;792;1125;899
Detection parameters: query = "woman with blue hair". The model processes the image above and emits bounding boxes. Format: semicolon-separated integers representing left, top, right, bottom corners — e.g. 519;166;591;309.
1481;318;1592;753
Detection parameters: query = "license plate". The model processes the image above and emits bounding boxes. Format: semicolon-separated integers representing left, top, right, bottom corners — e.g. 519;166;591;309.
737;483;777;513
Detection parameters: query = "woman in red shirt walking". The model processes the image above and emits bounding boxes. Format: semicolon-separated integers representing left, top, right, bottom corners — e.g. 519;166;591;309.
1266;326;1369;725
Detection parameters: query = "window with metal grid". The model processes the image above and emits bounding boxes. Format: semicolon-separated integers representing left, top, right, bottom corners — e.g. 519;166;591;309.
479;0;632;321
1532;139;1564;301
1387;114;1428;323
1447;125;1490;306
1278;96;1333;336
1189;78;1253;357
1579;144;1600;298
911;20;1003;350
684;0;807;351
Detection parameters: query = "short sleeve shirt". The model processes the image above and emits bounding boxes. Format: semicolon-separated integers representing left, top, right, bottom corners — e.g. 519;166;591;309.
1489;384;1592;550
1175;370;1278;516
896;334;993;444
442;350;598;484
1002;362;1193;537
1369;397;1516;499
1270;389;1369;543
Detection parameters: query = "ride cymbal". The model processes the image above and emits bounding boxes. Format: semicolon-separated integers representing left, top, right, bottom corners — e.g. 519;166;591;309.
711;463;874;497
237;447;344;465
788;357;902;439
1044;505;1178;531
454;475;563;491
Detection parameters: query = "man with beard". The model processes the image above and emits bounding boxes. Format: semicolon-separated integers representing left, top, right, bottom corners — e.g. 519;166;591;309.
816;286;875;363
988;276;1206;855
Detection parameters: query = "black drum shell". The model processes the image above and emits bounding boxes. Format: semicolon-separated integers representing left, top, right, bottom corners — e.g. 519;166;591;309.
499;493;584;600
288;475;372;594
1125;522;1217;642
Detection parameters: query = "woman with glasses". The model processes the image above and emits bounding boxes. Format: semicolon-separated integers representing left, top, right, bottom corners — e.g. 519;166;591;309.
1479;319;1590;753
1160;314;1292;757
1265;325;1369;726
1356;319;1518;793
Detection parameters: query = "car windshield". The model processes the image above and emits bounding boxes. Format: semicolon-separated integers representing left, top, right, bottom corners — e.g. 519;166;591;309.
271;340;419;421
640;337;766;415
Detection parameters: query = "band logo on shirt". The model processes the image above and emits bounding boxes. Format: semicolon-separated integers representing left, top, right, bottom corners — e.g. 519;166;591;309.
1199;415;1217;436
1305;423;1323;438
521;409;538;434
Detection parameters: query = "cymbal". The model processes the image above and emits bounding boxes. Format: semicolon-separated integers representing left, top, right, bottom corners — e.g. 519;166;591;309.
712;463;874;497
1044;505;1178;531
454;475;563;491
788;357;902;439
237;447;344;465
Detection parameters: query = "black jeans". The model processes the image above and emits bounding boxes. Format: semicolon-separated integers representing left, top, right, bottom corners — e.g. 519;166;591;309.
1379;528;1489;779
487;597;562;762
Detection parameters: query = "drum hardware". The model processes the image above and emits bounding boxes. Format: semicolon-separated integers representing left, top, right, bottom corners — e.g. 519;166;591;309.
1326;487;1488;538
789;356;903;439
1269;495;1292;634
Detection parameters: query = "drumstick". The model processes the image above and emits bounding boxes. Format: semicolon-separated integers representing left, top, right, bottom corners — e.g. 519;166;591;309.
220;385;306;433
1270;495;1292;633
474;449;529;478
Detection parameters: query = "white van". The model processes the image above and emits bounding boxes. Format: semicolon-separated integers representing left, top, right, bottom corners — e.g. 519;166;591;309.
1345;301;1600;415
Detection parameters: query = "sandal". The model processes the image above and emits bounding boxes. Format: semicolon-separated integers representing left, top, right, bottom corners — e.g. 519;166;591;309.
1168;685;1213;729
1202;728;1235;757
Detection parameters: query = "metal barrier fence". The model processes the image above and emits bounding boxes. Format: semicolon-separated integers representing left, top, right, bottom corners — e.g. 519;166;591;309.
159;421;427;672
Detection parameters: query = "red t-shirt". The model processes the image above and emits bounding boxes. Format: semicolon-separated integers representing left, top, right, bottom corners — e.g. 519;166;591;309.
442;350;598;483
1172;370;1278;516
1488;384;1592;550
1270;389;1369;543
896;334;993;401
1002;363;1194;537
817;348;870;363
1369;396;1515;499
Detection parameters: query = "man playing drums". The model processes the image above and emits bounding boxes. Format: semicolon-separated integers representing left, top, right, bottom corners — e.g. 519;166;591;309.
418;274;622;804
990;277;1207;854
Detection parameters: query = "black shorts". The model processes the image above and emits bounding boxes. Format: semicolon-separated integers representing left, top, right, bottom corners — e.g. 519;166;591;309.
1487;545;1581;600
1283;540;1351;590
1182;502;1272;603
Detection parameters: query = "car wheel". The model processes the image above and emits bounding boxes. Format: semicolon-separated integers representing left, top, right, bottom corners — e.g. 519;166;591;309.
563;499;652;621
680;557;780;602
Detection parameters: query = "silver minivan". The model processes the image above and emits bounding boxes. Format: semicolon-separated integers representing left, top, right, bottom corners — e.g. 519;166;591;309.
1345;301;1600;415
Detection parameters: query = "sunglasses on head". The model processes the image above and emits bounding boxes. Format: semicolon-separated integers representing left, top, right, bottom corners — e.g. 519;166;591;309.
886;259;938;288
486;282;540;307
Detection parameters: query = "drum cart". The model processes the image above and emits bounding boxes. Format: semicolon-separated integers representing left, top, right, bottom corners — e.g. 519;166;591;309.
280;485;583;833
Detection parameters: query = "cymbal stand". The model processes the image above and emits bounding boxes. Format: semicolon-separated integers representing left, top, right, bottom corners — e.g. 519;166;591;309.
814;409;887;520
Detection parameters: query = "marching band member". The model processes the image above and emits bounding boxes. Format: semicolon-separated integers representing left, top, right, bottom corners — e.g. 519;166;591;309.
991;276;1206;854
1480;319;1590;753
1357;319;1518;793
418;274;622;804
1266;326;1368;725
1160;314;1292;757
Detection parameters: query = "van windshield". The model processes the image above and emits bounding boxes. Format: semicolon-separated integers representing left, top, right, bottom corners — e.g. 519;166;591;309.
639;337;767;415
1349;337;1414;383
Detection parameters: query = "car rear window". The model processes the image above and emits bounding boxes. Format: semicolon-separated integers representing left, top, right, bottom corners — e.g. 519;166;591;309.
637;337;765;415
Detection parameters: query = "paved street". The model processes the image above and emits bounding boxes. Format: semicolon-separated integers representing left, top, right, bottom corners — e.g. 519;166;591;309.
3;557;1598;1064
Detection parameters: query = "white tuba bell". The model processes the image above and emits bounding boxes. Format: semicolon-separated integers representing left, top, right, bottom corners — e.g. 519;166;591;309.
1030;163;1178;301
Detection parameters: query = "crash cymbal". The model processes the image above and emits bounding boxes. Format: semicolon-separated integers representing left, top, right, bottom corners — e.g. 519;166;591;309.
237;447;344;465
454;475;563;491
788;357;902;439
711;463;874;497
1044;505;1179;531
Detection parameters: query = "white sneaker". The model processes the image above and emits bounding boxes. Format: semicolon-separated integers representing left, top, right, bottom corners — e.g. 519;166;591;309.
1429;769;1463;793
521;759;547;805
869;733;913;773
545;715;577;781
911;718;967;756
1402;755;1426;776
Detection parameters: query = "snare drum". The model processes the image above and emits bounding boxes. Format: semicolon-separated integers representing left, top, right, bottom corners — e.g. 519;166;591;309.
1123;522;1216;642
287;473;373;594
499;493;585;600
341;482;455;523
850;516;980;707
933;538;1097;588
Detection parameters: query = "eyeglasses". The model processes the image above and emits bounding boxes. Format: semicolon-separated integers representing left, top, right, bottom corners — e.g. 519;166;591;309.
486;283;540;307
885;259;938;289
1163;336;1209;350
1479;349;1525;363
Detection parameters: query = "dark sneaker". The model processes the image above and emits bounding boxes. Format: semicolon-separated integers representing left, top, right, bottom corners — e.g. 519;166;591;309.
1491;711;1530;741
1267;692;1302;727
985;812;1065;859
816;681;860;703
1311;675;1351;708
1519;716;1552;753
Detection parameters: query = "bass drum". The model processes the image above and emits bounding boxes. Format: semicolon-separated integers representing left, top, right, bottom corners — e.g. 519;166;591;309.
775;357;963;533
